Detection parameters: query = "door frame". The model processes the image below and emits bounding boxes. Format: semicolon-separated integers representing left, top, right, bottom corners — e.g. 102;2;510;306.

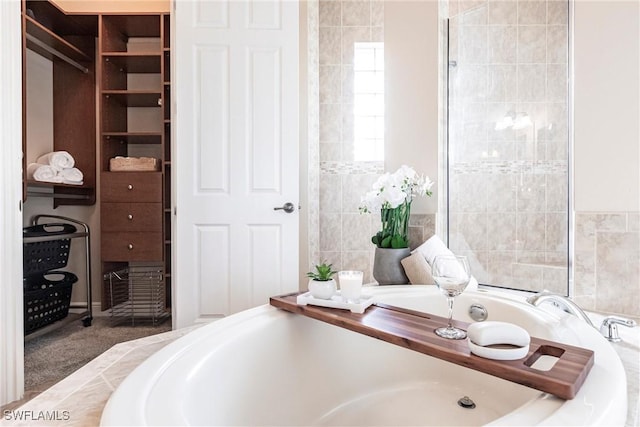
0;0;25;407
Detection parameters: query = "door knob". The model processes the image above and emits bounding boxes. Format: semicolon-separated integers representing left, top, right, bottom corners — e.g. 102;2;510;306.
274;202;295;213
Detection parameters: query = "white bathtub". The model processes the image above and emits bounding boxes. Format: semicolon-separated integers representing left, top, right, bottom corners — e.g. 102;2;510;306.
101;286;627;426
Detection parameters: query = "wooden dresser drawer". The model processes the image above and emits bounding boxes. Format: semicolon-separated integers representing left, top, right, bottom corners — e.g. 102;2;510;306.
101;232;163;261
101;172;162;202
102;203;162;232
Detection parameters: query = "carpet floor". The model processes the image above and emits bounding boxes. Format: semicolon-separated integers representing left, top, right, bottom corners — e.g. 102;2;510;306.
24;316;171;392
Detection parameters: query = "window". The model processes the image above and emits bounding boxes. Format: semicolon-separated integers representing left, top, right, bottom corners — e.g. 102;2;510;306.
353;42;384;162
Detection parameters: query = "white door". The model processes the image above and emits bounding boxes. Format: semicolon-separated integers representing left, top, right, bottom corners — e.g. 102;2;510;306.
173;0;299;327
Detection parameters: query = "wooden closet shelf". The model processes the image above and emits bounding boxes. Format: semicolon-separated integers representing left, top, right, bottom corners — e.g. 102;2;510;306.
102;91;162;107
102;53;162;73
25;16;92;65
270;293;594;401
103;132;162;144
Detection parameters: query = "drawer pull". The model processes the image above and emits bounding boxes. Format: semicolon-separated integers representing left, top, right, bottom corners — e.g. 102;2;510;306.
128;244;134;250
127;184;133;190
127;214;133;220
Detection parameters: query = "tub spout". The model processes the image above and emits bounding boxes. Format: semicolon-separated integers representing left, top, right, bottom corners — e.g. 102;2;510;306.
526;291;595;328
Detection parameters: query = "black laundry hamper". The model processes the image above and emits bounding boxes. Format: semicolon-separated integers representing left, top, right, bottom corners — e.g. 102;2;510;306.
23;223;78;335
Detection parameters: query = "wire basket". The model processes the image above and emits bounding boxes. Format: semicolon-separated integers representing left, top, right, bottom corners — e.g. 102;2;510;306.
24;271;78;335
104;266;169;326
23;223;77;276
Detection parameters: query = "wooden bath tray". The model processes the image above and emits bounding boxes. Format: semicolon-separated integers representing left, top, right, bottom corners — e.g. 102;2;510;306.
270;293;594;400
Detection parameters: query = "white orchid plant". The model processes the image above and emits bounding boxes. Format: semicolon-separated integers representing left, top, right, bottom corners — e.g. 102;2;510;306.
359;165;434;249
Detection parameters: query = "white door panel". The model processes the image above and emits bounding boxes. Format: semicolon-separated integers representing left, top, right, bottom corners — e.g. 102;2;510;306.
175;0;299;326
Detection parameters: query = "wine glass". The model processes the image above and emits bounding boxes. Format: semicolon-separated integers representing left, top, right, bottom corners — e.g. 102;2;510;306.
432;255;471;340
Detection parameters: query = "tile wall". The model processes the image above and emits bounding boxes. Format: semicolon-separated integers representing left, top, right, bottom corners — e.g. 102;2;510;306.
574;212;640;317
446;0;569;293
317;0;435;282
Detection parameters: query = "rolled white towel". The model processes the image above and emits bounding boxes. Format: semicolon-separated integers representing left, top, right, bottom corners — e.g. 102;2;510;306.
60;167;84;184
37;151;75;170
27;163;63;183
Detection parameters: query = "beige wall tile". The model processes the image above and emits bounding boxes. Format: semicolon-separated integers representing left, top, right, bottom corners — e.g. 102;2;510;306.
546;174;567;212
317;251;342;271
460;3;488;25
596;231;640;316
487;174;517;212
319;26;342;64
459;64;488;102
546;212;567;252
513;262;544;290
488;250;516;285
341;65;354;104
319;103;341;142
487;64;517;102
342;213;373;250
460;26;488;64
460;0;486;15
319;65;342;104
320;213;342;252
547;63;567;103
342;250;373;283
341;142;355;161
371;0;384;27
341;103;354;143
320;174;342;213
517;174;546;212
629;213;640;232
488;26;517;63
517;213;546;251
518;0;546;25
320;142;342;161
517;64;546;102
370;26;384;42
517;250;545;264
547;0;568;25
319;0;341;27
574;250;596;296
342;0;370;27
456;212;488;251
342;174;377;212
542;265;567;294
518;25;546;63
488;0;517;24
488;212;516;250
547;25;568;63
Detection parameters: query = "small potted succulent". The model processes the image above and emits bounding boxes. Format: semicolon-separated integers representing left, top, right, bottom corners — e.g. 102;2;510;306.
306;262;337;299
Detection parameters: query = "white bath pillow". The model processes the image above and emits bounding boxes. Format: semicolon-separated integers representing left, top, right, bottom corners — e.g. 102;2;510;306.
400;252;435;285
412;235;455;266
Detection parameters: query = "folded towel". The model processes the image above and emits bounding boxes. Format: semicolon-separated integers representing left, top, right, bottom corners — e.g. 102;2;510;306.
37;151;75;170
60;167;83;183
400;252;435;285
27;163;63;183
412;235;455;265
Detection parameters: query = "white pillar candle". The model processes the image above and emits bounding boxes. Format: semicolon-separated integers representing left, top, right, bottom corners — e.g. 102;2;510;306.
339;270;364;303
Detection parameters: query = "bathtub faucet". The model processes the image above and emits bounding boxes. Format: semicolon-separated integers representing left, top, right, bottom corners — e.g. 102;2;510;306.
600;316;637;342
526;291;637;342
526;290;595;328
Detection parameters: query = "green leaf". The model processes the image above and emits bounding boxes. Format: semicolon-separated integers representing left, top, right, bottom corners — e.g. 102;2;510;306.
391;235;408;249
381;236;392;248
